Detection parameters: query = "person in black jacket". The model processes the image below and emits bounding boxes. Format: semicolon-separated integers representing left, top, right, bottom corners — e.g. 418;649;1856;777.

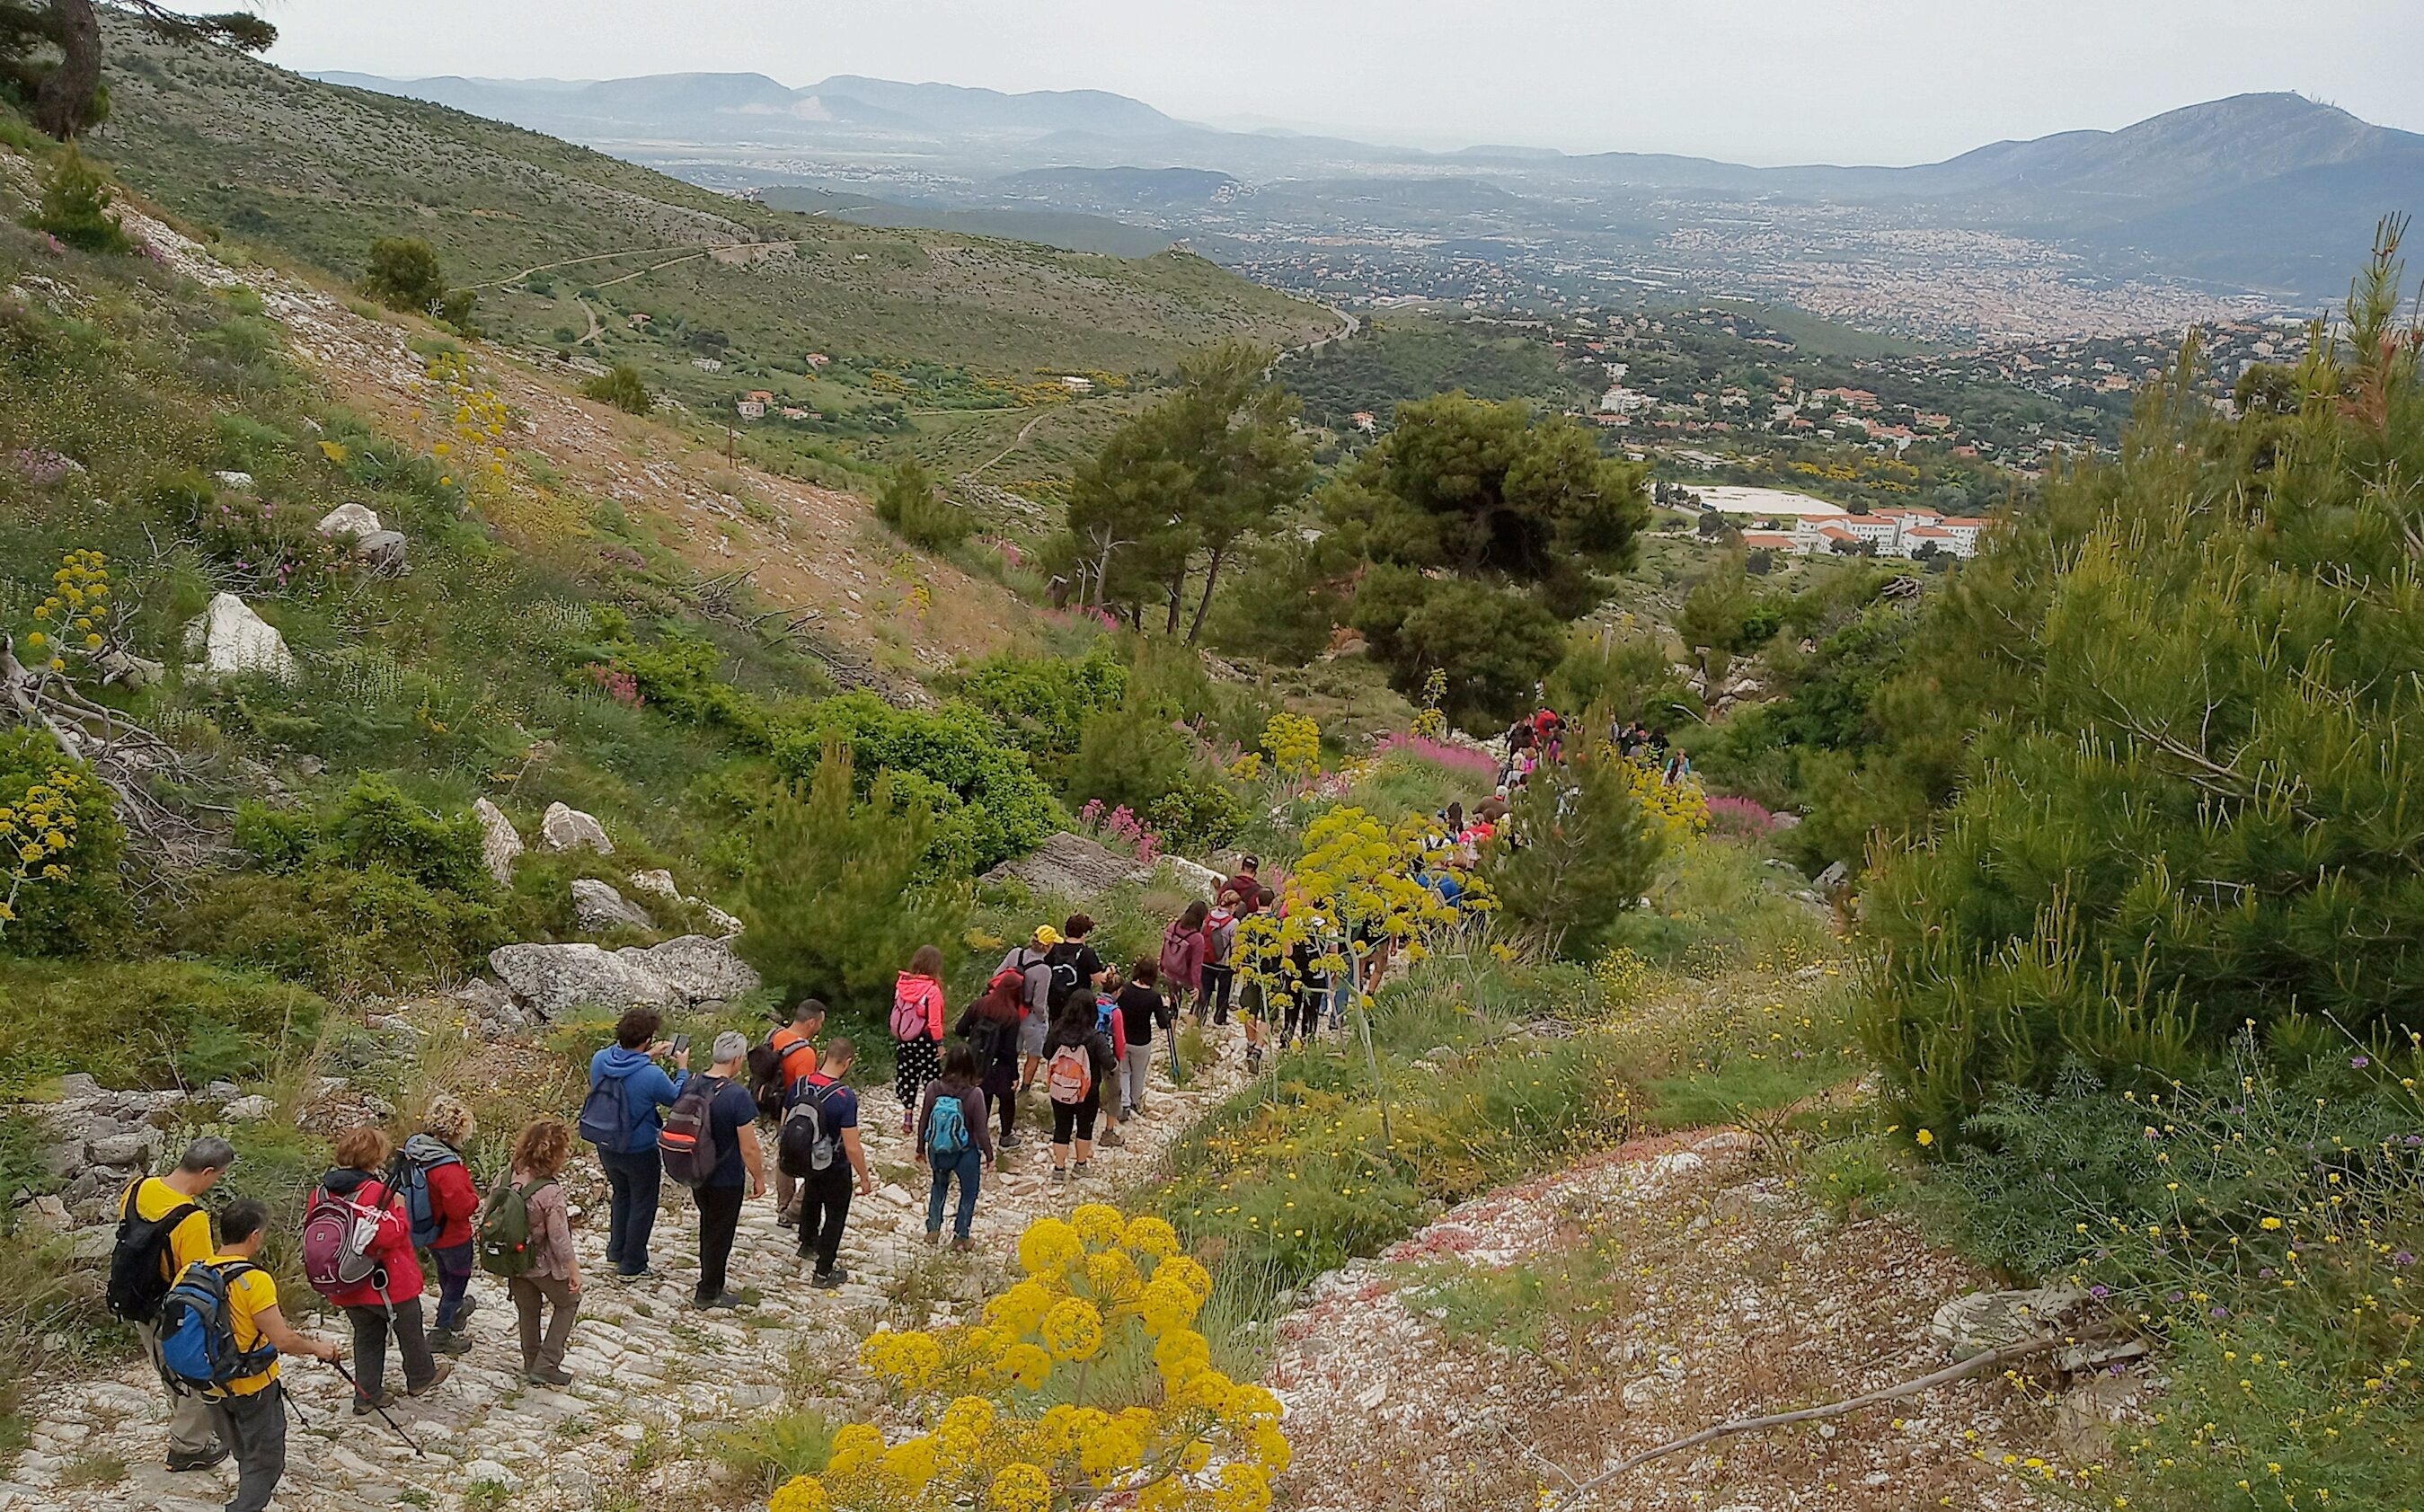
1039;992;1117;1183
954;970;1029;1155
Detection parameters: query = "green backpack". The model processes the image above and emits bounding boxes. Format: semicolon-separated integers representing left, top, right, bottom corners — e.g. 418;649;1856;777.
475;1176;556;1278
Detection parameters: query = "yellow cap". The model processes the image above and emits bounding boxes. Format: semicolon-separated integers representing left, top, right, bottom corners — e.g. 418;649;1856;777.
1034;925;1064;946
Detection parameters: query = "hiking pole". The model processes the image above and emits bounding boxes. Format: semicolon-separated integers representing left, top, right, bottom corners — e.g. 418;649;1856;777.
327;1358;424;1456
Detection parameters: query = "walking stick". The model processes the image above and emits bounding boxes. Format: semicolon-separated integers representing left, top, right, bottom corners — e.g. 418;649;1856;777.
327;1357;424;1456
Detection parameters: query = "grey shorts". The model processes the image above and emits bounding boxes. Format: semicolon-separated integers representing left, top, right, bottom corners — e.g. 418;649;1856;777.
1018;1011;1048;1057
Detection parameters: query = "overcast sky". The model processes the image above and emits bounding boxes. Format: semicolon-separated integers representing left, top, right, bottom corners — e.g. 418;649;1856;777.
261;0;2424;164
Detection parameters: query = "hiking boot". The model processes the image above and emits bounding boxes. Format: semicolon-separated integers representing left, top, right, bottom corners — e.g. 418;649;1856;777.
778;1209;800;1229
166;1442;227;1472
427;1327;472;1357
456;1294;481;1322
925;1227;942;1246
351;1389;398;1416
810;1268;849;1288
614;1267;656;1284
951;1234;977;1253
406;1362;454;1397
526;1364;575;1388
694;1292;745;1311
1099;1129;1127;1148
998;1135;1023;1151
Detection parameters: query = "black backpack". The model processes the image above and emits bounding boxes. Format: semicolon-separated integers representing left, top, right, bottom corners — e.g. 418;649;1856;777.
658;1074;723;1188
107;1180;203;1325
1043;943;1086;1011
777;1081;842;1177
749;1034;818;1122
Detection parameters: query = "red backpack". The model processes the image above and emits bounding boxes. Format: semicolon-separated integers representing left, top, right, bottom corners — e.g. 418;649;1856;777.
658;1075;723;1187
300;1186;392;1300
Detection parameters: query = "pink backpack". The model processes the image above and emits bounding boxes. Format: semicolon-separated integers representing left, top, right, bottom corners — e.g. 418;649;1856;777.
891;977;939;1042
300;1187;390;1299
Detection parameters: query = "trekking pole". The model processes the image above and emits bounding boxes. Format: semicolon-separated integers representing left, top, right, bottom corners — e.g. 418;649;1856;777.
282;1386;312;1429
327;1358;424;1456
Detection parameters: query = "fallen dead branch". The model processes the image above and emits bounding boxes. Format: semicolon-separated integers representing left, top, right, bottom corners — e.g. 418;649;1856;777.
1543;1336;2062;1509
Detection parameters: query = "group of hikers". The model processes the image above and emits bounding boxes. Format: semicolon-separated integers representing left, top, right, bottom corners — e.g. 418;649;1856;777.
107;1101;587;1512
1500;705;1693;789
102;850;1481;1512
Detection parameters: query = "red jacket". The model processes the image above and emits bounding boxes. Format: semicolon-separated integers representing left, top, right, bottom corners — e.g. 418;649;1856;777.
314;1173;425;1307
427;1157;479;1250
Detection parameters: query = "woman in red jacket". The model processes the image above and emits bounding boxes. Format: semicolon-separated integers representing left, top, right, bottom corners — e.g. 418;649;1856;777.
891;944;950;1133
313;1127;451;1411
413;1096;483;1355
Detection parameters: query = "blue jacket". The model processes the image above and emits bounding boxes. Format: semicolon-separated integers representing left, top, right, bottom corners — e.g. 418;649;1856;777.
588;1046;690;1154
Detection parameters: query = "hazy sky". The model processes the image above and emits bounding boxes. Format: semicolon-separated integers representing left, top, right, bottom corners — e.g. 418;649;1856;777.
262;0;2424;164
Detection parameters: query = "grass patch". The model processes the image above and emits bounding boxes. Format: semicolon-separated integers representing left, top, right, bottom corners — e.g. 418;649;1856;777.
712;1406;836;1494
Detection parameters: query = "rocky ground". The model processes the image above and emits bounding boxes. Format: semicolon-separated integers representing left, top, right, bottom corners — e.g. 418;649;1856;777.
3;1017;1261;1512
1268;1130;2102;1512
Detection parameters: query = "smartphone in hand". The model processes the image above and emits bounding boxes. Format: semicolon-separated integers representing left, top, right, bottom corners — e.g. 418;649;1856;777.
668;1032;691;1057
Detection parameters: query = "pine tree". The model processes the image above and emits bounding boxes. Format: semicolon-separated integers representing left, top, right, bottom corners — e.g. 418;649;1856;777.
1481;737;1665;959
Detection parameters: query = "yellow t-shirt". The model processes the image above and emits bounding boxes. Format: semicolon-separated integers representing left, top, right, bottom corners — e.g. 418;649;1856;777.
124;1177;215;1285
190;1252;281;1395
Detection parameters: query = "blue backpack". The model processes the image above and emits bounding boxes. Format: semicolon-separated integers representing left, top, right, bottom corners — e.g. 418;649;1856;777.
927;1092;971;1156
1094;999;1117;1038
155;1260;277;1399
579;1065;637;1150
395;1136;463;1250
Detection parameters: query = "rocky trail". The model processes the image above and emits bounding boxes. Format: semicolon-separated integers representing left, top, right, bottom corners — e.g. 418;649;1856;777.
6;1014;1263;1512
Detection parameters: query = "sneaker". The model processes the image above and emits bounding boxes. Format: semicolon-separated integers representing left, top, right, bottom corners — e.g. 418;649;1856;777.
526;1365;575;1387
427;1328;471;1357
1100;1129;1127;1149
809;1268;849;1288
1052;1165;1068;1182
351;1389;398;1416
406;1362;455;1397
614;1267;656;1284
693;1292;745;1311
1072;1161;1091;1179
951;1235;977;1253
166;1442;227;1472
778;1209;800;1229
998;1135;1023;1151
925;1227;942;1246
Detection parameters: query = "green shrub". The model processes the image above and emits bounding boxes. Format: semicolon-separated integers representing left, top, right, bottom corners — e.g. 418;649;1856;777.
581;363;653;415
957;643;1128;767
735;742;972;1027
874;456;972;549
772;694;1061;875
1065;700;1193;816
28;148;128;254
1481;742;1664;959
356;236;445;314
1145;781;1247;853
0;731;127;958
0;958;324;1092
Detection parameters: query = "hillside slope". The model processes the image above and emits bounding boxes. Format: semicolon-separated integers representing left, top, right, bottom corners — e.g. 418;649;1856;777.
84;22;1331;401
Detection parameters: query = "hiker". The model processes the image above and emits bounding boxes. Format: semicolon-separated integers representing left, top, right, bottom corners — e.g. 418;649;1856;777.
684;1030;767;1311
1093;975;1130;1149
753;998;826;1227
1000;924;1060;1094
495;1119;581;1385
307;1127;452;1413
1225;854;1263;915
1205;889;1244;1025
1282;920;1326;1049
1114;959;1166;1117
409;1096;482;1357
789;1035;875;1287
892;945;950;1132
175;1197;344;1512
916;1042;994;1251
1163;900;1210;1026
1041;991;1118;1183
582;1008;691;1281
111;1135;234;1473
955;967;1029;1151
1048;913;1108;1004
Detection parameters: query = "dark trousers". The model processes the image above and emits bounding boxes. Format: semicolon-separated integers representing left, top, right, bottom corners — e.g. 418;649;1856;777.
926;1146;981;1239
430;1242;473;1330
1282;992;1322;1043
1200;963;1235;1022
344;1295;436;1399
694;1182;745;1303
799;1167;852;1274
509;1274;580;1373
985;1070;1018;1139
208;1382;286;1512
597;1144;663;1275
1051;1093;1100;1145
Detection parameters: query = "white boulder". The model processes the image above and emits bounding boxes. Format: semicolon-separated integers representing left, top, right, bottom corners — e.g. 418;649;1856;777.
489;942;676;1020
572;878;655;933
540;802;614;855
473;799;523;886
625;933;759;1003
223;1094;275;1122
182;593;297;682
315;502;381;540
355;530;409;574
626;869;680;900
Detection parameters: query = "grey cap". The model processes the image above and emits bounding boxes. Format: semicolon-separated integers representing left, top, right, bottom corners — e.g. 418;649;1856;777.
712;1030;748;1065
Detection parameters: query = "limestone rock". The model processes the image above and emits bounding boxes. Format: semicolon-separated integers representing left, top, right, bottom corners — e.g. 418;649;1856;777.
87;1130;159;1168
1929;1286;2087;1356
473;799;523;886
181;593;298;682
628;933;760;1004
540;801;614;855
1157;855;1228;897
315;502;381;539
572;878;655;933
489;942;675;1020
979;831;1148;897
222;1094;274;1122
1813;861;1851;896
356;529;409;574
212;470;254;491
626;868;680;901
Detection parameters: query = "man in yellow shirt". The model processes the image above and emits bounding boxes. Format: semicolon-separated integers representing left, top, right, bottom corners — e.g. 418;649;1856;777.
117;1136;233;1472
193;1197;343;1512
